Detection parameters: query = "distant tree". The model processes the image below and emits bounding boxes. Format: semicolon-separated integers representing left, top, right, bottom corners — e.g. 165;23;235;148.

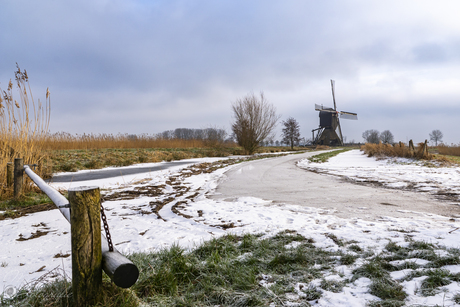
231;92;281;154
266;137;274;146
203;127;227;148
429;129;443;146
380;130;394;144
157;130;173;139
362;129;380;144
281;117;301;150
275;140;280;146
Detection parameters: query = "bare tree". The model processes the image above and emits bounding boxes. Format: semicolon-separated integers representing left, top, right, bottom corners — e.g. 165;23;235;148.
281;117;301;150
231;92;281;154
362;129;380;144
203;126;227;148
429;129;443;146
380;130;394;144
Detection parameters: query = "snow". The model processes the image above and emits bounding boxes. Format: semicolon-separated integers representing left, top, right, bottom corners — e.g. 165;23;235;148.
1;150;460;306
298;149;460;199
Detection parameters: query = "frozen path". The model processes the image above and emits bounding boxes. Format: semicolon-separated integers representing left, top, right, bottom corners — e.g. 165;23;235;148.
210;151;460;220
47;160;198;183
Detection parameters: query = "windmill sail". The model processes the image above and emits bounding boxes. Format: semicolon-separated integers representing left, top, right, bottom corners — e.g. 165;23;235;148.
315;104;324;111
315;104;336;112
339;112;358;120
331;80;337;110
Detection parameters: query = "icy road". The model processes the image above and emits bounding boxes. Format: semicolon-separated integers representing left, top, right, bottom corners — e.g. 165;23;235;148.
211;150;460;221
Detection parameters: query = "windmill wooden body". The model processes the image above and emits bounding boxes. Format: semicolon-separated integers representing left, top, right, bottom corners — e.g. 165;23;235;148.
312;80;358;146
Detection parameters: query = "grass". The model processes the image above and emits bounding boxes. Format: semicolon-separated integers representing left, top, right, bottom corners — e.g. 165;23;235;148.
44;145;305;175
0;189;51;211
5;232;460;306
2;232;339;306
307;148;352;163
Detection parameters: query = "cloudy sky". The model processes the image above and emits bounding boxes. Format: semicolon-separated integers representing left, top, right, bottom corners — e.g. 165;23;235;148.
1;0;459;144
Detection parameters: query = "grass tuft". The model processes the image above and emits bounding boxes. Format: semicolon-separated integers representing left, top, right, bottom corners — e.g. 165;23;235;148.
369;277;407;301
307;148;352;163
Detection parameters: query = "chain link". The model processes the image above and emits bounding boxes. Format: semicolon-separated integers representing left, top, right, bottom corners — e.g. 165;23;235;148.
100;203;114;252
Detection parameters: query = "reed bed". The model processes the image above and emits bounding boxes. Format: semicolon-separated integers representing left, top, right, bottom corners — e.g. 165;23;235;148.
361;142;432;160
42;133;208;151
0;65;51;198
438;145;460;157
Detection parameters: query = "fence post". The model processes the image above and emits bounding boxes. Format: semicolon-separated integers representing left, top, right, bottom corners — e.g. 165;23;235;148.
69;186;102;306
13;158;23;198
423;139;429;157
7;162;13;187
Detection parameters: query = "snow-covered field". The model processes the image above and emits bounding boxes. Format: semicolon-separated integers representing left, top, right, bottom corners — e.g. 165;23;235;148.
1;150;460;306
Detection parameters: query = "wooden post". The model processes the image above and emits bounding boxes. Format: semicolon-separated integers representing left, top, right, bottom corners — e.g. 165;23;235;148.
69;186;102;306
6;162;13;187
408;140;415;157
13;158;23;198
409;140;414;151
423;139;429;158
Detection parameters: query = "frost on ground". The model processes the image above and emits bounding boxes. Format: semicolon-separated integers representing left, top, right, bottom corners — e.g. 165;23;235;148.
1;151;460;306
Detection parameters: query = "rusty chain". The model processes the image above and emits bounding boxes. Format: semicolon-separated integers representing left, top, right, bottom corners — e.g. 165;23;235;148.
100;203;114;252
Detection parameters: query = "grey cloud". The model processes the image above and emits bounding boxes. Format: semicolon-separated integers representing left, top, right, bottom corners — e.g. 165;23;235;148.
1;0;460;144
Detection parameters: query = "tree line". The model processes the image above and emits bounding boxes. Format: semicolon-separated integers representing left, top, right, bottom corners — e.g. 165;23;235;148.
362;129;444;146
156;128;229;143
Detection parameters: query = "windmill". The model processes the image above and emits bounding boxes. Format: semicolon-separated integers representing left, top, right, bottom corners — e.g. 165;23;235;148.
312;80;358;146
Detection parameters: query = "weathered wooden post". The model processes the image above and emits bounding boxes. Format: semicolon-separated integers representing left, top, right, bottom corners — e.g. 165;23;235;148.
6;162;13;187
423;139;429;158
13;158;23;198
69;186;102;306
408;140;415;157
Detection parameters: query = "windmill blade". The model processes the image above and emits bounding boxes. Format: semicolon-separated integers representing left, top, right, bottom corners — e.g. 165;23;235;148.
315;104;336;113
331;79;337;110
315;104;324;111
336;118;344;145
339;112;358;120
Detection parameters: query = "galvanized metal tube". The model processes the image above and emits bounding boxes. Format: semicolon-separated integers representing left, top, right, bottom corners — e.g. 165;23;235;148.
24;165;71;221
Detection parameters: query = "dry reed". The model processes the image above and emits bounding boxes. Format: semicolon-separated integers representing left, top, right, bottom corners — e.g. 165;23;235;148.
42;132;208;151
0;64;51;198
438;145;460;157
361;141;432;160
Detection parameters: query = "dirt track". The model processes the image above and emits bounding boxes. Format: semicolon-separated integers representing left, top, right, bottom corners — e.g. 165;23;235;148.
210;151;460;221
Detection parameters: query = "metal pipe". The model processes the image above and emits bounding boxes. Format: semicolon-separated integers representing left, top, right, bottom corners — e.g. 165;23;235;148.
24;165;71;221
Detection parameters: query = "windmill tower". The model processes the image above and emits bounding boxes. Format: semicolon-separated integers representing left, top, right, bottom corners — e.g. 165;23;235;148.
312;80;358;146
